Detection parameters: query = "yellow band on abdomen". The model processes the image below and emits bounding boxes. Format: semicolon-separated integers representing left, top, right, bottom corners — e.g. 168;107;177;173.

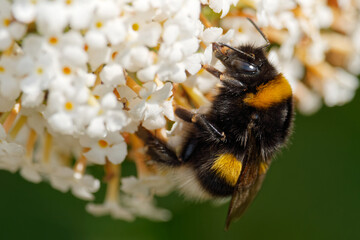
211;153;242;186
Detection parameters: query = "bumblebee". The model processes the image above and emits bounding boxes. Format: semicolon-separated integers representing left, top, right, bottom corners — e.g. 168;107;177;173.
136;19;293;230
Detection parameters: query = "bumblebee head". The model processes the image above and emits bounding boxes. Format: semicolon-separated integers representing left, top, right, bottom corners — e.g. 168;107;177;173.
212;42;277;89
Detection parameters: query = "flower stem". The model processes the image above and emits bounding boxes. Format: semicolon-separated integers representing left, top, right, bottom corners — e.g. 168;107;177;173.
0;112;10;125
129;134;153;178
26;129;37;161
173;84;192;108
181;84;209;108
2;103;21;133
73;148;89;179
9;115;27;139
42;131;53;164
94;64;104;87
105;160;120;202
126;74;142;94
200;12;212;28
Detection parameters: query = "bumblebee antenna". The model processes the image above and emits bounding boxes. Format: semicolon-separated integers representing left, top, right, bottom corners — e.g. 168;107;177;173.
246;17;270;49
218;43;255;60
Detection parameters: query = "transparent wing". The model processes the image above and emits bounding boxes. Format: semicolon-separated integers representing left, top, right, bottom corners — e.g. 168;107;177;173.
225;158;268;230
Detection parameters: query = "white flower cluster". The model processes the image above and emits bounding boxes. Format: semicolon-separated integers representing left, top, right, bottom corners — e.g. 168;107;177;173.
0;0;359;221
255;0;360;114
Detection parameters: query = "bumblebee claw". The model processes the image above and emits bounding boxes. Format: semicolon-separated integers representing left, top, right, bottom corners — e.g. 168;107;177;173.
221;132;226;142
191;115;197;123
219;74;236;82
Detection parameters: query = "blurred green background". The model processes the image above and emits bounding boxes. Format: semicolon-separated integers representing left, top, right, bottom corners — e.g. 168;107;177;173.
1;91;360;240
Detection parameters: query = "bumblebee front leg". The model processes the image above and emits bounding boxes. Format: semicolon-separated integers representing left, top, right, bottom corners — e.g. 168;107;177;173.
202;64;221;78
136;126;182;166
175;107;226;142
203;64;246;89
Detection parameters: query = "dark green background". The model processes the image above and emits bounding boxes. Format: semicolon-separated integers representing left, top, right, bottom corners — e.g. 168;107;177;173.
1;92;359;240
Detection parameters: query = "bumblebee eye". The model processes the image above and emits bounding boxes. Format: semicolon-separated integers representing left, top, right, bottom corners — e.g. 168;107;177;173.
232;59;258;74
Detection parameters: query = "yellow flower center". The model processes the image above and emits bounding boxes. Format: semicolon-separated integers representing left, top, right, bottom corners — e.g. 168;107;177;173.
65;0;72;5
64;102;73;111
96;21;103;29
3;18;11;27
0;66;5;73
36;67;43;75
62;66;72;75
132;23;140;31
49;36;58;45
98;140;108;148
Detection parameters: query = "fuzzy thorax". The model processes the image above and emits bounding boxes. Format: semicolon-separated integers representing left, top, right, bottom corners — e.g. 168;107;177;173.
244;74;292;109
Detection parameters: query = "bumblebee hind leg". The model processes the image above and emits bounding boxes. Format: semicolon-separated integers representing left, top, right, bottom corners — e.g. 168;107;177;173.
136;126;182;166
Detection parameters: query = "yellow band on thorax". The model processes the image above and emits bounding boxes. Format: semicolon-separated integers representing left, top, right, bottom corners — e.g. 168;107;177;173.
244;74;292;109
211;153;242;186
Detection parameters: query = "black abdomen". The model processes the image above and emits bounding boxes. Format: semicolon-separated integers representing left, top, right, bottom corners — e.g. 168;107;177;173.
197;168;235;197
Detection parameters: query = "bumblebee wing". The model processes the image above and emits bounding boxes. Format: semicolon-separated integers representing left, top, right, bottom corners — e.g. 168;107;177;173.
225;159;267;230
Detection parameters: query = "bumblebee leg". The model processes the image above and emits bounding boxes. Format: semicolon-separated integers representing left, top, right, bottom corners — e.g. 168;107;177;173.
192;114;226;142
202;64;221;78
220;74;246;89
175;107;226;142
203;65;246;90
180;138;198;162
136;126;182;166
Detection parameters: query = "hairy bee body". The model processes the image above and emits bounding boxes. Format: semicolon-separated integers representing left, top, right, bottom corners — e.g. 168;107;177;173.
178;72;293;197
137;40;294;229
